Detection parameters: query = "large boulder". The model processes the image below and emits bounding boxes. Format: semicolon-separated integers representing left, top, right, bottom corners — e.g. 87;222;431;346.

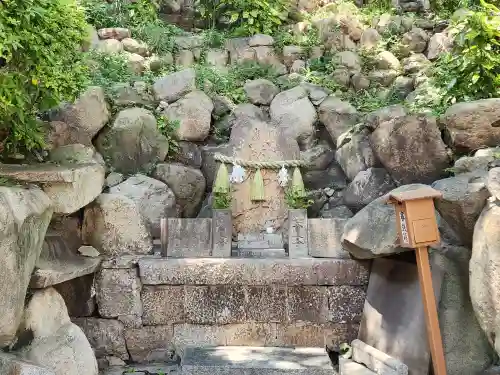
432;172;490;246
440;99;500;153
470;199;500;356
201;143;233;189
95;107;169;174
18;288;98;375
0;163;105;215
154;163;206;217
270;86;317;148
163;90;213;142
244;79;280;105
427;32;452;60
109;174;177;238
0;187;53;347
152;68;196;103
48;86;109;147
432;243;494;374
341;184;429;259
82;194;152;256
370;115;451;185
319;97;359;146
0;352;55;375
49;144;105;166
335;128;377;181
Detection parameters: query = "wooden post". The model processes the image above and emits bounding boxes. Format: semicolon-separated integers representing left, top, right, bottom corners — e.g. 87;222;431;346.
415;246;447;375
387;186;447;375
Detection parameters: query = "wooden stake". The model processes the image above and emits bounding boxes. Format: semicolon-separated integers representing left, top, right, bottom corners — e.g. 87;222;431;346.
415;246;447;375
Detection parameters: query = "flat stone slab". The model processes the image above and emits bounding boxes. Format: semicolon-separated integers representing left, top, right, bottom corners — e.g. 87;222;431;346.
138;258;370;286
0;352;56;375
339;358;375;375
166;218;212;257
30;234;102;288
237;233;283;249
101;363;179;375
0;162;97;182
352;339;408;375
181;346;336;375
231;248;287;258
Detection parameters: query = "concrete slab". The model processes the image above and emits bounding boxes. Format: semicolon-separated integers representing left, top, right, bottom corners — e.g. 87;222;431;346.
339;358;375;375
231;248;287;258
351;339;408;375
181;346;336;375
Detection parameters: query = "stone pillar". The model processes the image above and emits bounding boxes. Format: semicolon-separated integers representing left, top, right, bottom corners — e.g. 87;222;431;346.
288;209;308;258
212;209;232;257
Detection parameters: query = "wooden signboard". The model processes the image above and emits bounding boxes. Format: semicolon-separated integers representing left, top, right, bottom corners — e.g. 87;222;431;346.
387;186;447;375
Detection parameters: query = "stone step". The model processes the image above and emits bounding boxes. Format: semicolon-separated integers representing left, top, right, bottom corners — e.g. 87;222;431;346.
231;248;287;258
339;358;376;375
181;346;337;375
101;363;180;375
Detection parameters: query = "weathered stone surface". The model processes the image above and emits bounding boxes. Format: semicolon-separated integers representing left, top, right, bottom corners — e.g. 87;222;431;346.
270;86;317;147
30;233;101;289
232;248;287;258
212;209;231;258
97;27;130;40
139;258;370;286
303;162;348;190
244;79;280;105
237;233;283;249
400;27;429;55
97;39;123;54
0;163;105;215
0;352;56;375
95;107;169;174
432;172;490;246
288;209;308;258
365;104;407;131
0;187;53;347
427;32;452;60
351;339;408;375
166;218;212;257
154;163;206;217
328;286;366;324
300;144;335;171
142;286;185;325
171;141;202;169
339;358;376;375
487;167;500;201
441;99;500;153
152;68;196;103
19;288;98;375
360;28;381;50
164;90;213;142
83;194;152;256
49;143;105;166
122;38;148;56
95;268;143;320
319;97;359;146
432;243;493;374
276;322;358;348
344;168;396;212
49;86;109;145
308;218;350;258
73;318;128;360
335;128;377;181
109;174;176;238
109;82;155;108
359;258;444;375
287;286;328;322
124;325;173;363
342;184;429;259
201;143;233;189
370;115;450;185
228;105;300;234
54;274;95;317
471;199;500;357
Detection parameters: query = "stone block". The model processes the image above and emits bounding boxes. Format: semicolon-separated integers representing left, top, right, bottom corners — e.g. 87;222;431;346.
139;258;370;286
328;286;366;323
185;286;246;324
237;233;283;249
224;323;277;346
181;346;334;375
358;258;444;375
339;358;376;375
246;286;286;322
166;218;212;257
352;339;409;375
231;248;287;258
73;318;129;360
288;209;308;258
96;268;143;320
124;325;173;363
287;286;329;322
101;255;151;269
275;322;358;348
54;274;96;317
142;285;185;325
173;324;227;347
212;209;232;257
0;352;55;375
308;218;350;258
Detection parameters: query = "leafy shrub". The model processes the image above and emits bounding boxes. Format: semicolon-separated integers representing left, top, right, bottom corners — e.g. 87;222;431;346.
273;26;321;54
285;188;313;209
196;0;289;35
131;21;185;55
81;0;159;29
157;116;180;156
0;0;90;154
88;51;136;89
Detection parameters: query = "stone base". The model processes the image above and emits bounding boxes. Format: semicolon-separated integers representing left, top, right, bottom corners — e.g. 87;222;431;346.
181;346;336;375
101;363;179;375
339;358;376;375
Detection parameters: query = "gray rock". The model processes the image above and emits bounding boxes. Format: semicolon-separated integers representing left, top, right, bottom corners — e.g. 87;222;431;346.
300;143;335;171
249;34;274;46
171;141;202;169
368;69;399;87
164;90;213;142
370;115;450;185
400;28;429;55
109;174;177;238
152;68;196;103
174;35;203;50
320;205;353;219
359;28;381;50
54;274;96;318
0;352;56;375
0;187;53;347
97;39;123;54
19;288;98;375
270;86;317;148
82;194;153;256
342;184;429;259
175;49;194;67
303;162;348;190
97;27;130;40
110;82;155;108
432;172;490;246
282;45;304;67
95;107;169;174
432;243;494;375
344;168;396;212
392;76;414;99
335;128;377;181
319;97;359;146
205;49;229;67
427;32;452;60
105;172;124;188
375;51;400;70
351;73;371;92
487;167;500;200
201;143;233;189
290;60;306;73
212;95;234;117
244;79;280;105
154;163;206;217
49;143;104;166
402;53;430;74
365;104;407;130
336;50;361;72
122;38;148;56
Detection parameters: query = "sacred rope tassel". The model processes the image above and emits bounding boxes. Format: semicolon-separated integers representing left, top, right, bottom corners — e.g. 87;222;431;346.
251;168;265;201
277;165;289;187
291;167;306;197
213;162;230;193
